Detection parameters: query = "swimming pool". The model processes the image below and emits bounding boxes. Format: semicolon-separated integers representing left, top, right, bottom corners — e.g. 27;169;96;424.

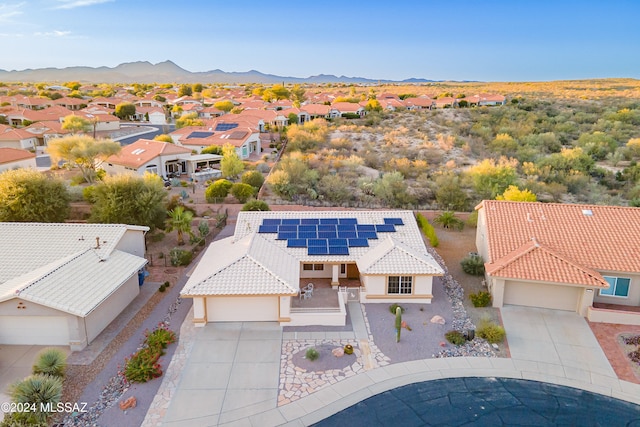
312;377;640;426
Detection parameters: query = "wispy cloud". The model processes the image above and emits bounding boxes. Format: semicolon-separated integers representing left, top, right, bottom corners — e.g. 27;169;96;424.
53;0;113;10
33;30;72;37
0;2;25;21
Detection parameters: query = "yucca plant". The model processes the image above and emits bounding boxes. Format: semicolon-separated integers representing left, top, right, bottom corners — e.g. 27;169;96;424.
32;348;67;378
10;374;63;424
433;211;465;231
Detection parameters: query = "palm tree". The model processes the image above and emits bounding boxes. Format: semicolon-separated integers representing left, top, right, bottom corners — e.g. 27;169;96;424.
433;211;465;231
166;206;194;245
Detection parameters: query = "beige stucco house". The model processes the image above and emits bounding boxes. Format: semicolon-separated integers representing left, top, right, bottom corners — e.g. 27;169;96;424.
181;211;444;327
0;223;149;351
0;147;37;172
476;200;640;325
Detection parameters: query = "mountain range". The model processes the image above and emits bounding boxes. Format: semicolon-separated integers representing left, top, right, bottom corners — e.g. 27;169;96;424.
0;60;435;84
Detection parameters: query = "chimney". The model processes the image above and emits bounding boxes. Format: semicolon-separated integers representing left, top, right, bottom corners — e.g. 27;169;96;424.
95;237;101;249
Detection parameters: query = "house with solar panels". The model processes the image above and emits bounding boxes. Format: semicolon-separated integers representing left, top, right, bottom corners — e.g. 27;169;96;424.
180;211;444;326
171;120;261;159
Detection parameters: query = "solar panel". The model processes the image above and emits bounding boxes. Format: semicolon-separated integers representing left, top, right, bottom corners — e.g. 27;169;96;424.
384;218;404;225
298;225;317;232
229;131;248;140
258;225;278;233
278;225;298;232
356;224;376;232
308;246;328;255
277;231;297;240
337;224;356;232
337;231;357;239
328;246;349;255
348;238;369;247
319;218;339;224
287;239;307;247
376;224;396;232
262;219;281;226
282;219;300;225
298;231;318;239
339;218;358;225
318;224;337;232
300;219;320;225
357;231;378;239
328;238;348;247
214;123;239;131
308;239;328;247
187;131;214;139
318;231;337;239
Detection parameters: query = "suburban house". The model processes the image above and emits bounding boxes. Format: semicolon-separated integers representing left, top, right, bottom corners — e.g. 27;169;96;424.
102;138;221;179
0;126;39;150
0;223;148;351
330;102;366;118
476;200;640;325
172;122;261;159
181;211;444;326
466;94;507;106
0;147;37;172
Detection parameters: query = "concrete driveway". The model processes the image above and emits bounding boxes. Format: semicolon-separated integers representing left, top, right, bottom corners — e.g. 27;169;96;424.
501;306;616;379
162;322;282;426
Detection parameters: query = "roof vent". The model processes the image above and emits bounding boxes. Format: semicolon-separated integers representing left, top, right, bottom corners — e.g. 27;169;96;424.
526;213;533;222
582;209;593;216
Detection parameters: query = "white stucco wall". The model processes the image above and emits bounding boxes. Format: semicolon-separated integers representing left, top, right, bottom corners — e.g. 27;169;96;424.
593;271;640;307
85;274;139;343
115;229;147;258
361;275;434;304
206;296;279;321
0;299;74;347
0;157;37;172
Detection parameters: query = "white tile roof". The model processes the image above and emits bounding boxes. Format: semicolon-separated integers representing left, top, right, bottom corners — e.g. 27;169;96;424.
357;236;444;275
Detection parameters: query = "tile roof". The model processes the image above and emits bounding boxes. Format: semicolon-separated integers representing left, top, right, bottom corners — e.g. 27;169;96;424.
357;236;444;275
0;147;36;164
106;138;191;168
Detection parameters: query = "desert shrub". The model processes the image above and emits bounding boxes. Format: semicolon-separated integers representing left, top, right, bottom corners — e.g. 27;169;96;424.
242;199;270;211
150;231;166;242
466;210;478;227
389;303;405;315
146;326;176;350
32;348;66;378
230;182;255;203
469;290;492;307
169;248;193;266
70;174;87;186
461;255;485;276
124;347;163;383
256;162;270;173
477;319;506;344
66;185;85;202
205;179;232;202
163;281;170;287
82;185;97;202
433;211;464;230
305;347;319;361
241;170;265;189
622;335;640;346
415;213;439;247
9;374;63;425
445;330;466;346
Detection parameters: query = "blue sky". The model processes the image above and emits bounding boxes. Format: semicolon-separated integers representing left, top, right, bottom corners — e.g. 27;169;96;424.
1;0;639;81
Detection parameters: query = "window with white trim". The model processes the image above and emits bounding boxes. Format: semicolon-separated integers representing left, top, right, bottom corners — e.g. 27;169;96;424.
600;276;631;298
303;264;324;271
388;276;412;294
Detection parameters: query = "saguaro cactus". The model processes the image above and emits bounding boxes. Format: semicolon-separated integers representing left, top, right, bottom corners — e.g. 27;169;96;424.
395;306;402;342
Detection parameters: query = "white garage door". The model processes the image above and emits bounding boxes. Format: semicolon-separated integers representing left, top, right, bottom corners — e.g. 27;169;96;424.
0;316;69;345
504;281;582;312
206;297;278;322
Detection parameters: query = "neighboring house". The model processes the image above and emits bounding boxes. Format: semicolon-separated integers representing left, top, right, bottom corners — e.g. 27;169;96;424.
103;138;220;178
302;103;331;119
0;223;148;351
177;127;261;159
330;102;366;118
476;200;640;325
181;211;444;326
466;94;507;106
52;97;87;111
404;96;435;110
0;147;37;172
434;97;457;108
0;127;39;150
24;120;70;152
134;106;167;124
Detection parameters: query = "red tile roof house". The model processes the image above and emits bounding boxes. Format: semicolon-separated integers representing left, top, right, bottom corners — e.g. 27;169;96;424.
0;147;36;172
330;102;366;118
0;126;39;151
476;200;640;325
173;125;261;159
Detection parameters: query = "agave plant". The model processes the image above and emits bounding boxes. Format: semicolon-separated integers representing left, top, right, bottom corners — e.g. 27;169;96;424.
32;348;67;378
10;374;63;424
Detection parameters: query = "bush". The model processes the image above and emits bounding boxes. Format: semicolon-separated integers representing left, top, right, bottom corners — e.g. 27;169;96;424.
389;303;405;315
169;248;193;266
205;179;232;202
305;347;319;361
433;211;464;230
415;213;439;247
9;374;63;425
145;326;176;350
124;347;163;383
445;330;466;346
461;255;485;276
82;185;97;202
477;321;506;344
241;199;270;211
159;284;167;292
469;290;492;307
241;170;265;189
32;348;66;378
230;183;256;203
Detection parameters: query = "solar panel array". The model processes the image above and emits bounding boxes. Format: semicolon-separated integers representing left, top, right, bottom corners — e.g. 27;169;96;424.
257;217;404;256
187;131;214;139
215;123;239;131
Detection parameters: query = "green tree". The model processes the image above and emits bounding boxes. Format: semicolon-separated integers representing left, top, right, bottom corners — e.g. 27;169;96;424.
166;206;194;245
178;84;192;97
63;81;81;90
262;84;290;101
61;115;91;134
175;112;204;129
496;185;537;201
433;211;465;230
0;169;70;222
153;134;174;143
205;179;232;201
576;131;618;160
241;170;265;189
192;83;203;93
287;113;299;125
434;173;469;211
47;135;121;183
466;157;518;199
291;84;306;104
230;183;255;203
241;200;270;211
88;173;167;229
221;144;244;179
365;99;382;112
373;172;414;208
115;103;136;120
214;100;234;112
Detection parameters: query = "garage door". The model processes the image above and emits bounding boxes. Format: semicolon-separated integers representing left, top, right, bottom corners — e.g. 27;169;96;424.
504;281;581;312
206;297;278;322
0;316;69;345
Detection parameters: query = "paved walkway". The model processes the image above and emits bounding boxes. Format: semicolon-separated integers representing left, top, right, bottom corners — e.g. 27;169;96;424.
143;305;640;426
